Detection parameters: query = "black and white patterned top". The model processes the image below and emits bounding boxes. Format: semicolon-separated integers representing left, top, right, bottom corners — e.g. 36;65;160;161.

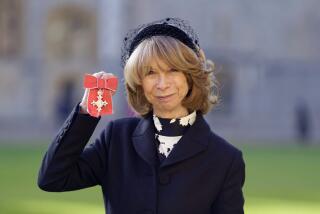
153;111;197;162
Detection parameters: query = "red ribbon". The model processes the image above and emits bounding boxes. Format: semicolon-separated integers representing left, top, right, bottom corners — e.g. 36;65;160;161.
83;73;118;117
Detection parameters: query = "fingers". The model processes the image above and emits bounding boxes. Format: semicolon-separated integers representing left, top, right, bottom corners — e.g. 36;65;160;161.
92;71;105;78
92;71;115;79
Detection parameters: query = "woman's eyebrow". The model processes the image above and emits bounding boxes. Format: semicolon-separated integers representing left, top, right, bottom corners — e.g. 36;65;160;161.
145;66;159;71
142;65;152;69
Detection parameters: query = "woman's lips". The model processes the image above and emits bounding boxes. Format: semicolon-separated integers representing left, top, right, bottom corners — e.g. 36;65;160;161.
157;94;174;102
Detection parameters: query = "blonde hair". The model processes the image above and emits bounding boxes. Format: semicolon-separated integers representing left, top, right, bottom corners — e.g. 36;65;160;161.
124;36;219;116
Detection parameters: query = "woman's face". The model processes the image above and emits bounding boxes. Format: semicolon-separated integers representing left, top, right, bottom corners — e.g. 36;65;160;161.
142;59;189;118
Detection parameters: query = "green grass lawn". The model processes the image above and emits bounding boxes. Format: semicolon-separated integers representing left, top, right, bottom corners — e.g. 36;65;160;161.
0;142;319;214
242;144;320;214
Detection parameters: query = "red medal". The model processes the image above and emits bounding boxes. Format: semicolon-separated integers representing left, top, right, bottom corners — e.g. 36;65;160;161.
83;73;118;117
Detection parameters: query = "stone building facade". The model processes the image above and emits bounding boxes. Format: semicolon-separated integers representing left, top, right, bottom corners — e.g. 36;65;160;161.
0;0;319;141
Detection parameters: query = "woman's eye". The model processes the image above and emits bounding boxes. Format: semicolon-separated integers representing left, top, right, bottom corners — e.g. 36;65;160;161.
147;70;155;75
170;68;179;72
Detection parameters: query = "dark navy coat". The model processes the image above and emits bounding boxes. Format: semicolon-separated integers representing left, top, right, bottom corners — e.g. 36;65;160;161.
38;104;245;214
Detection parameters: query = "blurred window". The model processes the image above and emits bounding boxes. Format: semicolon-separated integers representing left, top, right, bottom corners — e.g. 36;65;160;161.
46;6;97;61
0;0;22;58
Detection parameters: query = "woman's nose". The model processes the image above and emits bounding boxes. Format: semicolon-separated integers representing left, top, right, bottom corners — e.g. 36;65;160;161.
156;74;170;90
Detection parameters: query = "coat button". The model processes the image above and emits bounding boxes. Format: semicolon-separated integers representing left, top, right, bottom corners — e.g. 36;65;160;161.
59;129;67;138
159;174;170;185
66;120;71;127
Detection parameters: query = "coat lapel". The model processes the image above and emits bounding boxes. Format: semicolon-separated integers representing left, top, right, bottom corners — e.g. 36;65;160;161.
160;113;210;168
132;113;158;166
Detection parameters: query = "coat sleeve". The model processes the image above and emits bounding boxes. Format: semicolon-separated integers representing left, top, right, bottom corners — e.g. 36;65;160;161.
37;103;113;192
211;150;246;214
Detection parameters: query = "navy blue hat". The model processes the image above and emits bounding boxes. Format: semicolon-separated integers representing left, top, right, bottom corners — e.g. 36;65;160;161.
121;17;200;68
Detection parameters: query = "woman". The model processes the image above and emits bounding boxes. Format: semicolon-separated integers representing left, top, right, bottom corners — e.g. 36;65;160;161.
38;17;245;214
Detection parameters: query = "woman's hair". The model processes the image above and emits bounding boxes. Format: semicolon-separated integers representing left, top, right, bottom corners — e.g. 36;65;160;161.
124;35;219;116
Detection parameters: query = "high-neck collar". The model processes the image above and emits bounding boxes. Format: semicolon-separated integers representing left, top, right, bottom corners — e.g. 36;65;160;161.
153;111;197;135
